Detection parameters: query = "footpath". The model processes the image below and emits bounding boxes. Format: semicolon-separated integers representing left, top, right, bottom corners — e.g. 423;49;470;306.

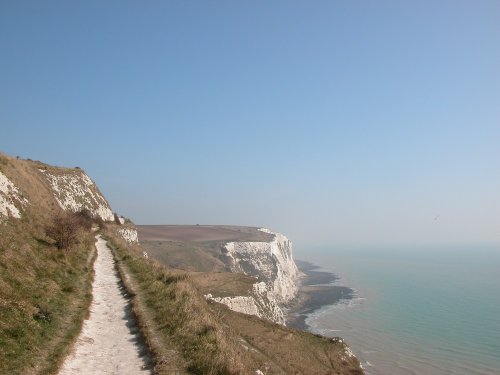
59;235;151;375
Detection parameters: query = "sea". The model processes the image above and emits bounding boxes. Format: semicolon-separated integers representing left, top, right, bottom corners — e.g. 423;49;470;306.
295;245;500;375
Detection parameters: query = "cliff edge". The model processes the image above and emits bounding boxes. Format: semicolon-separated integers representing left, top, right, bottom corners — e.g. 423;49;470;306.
0;153;114;223
1;152;364;374
210;228;301;324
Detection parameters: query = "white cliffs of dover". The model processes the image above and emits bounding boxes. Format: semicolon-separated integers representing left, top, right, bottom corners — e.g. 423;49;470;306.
206;228;301;325
0;171;29;219
40;169;114;222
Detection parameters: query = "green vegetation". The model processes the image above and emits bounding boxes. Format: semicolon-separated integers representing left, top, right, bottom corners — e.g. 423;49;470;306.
104;229;253;374
45;210;93;250
1;153;363;374
105;227;364;375
0;153;107;374
0;218;95;375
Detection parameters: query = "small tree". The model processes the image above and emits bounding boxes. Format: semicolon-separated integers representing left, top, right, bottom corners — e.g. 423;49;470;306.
45;213;80;251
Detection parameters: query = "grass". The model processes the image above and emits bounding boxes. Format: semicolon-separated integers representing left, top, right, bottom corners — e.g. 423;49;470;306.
209;303;365;375
105;227;365;374
104;228;255;374
0;152;105;374
140;240;227;272
0;219;95;375
1;152;363;374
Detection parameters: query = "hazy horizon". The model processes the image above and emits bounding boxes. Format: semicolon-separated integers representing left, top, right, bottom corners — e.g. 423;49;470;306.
2;1;499;248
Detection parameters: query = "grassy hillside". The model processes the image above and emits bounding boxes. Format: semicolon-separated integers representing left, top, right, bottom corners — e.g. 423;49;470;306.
106;226;364;374
137;225;274;272
0;220;95;375
0;153;111;374
1;153;363;374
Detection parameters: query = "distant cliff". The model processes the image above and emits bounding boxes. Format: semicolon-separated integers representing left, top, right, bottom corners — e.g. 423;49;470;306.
206;228;301;325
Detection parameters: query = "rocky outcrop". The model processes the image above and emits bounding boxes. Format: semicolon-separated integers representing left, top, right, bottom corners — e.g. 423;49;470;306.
118;228;139;244
210;228;301;325
223;228;300;303
39;169;114;222
0;171;28;219
205;280;286;324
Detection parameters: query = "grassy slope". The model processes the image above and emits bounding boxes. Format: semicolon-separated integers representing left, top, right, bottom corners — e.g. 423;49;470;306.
106;227;364;375
0;154;96;374
1;153;363;374
137;225;275;273
141;240;227;272
105;228;253;374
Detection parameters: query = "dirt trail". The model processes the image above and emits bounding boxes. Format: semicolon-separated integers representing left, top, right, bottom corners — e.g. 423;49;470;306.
59;235;151;375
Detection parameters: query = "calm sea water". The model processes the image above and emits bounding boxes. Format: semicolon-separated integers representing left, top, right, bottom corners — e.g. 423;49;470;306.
295;245;500;375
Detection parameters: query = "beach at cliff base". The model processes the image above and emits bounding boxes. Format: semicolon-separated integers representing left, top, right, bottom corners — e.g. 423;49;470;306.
286;260;355;330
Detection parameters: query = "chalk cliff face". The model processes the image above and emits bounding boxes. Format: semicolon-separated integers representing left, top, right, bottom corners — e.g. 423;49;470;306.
0;154;115;224
118;228;139;244
1;153;138;245
0;171;29;220
39;168;114;222
223;228;300;303
207;228;301;325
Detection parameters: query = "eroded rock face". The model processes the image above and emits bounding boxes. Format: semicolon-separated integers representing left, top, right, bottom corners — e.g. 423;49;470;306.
40;169;114;222
205;294;260;317
118;228;139;244
223;228;300;304
214;228;301;325
205;281;286;324
0;171;28;219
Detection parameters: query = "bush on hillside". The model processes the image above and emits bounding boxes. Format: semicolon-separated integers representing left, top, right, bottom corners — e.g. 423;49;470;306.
74;209;93;231
45;213;80;250
45;210;94;250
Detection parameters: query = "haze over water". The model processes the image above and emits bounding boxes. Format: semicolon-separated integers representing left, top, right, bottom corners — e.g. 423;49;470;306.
296;245;500;375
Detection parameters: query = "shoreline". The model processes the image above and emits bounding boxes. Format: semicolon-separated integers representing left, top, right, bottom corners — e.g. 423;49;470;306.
286;260;355;330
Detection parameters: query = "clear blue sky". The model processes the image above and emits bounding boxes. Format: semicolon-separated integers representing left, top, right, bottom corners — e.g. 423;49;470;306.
1;1;499;248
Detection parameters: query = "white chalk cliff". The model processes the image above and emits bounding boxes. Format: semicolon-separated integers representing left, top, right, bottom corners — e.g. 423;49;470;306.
40;169;114;222
118;228;139;244
0;171;29;220
2;154;137;245
39;167;138;243
207;228;301;325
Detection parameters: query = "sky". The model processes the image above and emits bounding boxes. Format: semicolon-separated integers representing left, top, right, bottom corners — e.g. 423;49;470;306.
1;1;499;248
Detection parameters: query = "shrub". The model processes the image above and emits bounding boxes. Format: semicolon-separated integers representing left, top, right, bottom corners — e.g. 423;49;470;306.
74;209;93;231
45;210;96;251
45;213;80;250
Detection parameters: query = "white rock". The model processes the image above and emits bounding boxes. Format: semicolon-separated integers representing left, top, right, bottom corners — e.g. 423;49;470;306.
218;228;301;325
224;231;299;303
119;228;139;244
206;295;261;317
41;170;114;221
0;172;28;219
344;346;356;358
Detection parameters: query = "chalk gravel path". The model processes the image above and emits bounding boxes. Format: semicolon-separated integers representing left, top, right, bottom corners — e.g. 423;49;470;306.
59;235;151;375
